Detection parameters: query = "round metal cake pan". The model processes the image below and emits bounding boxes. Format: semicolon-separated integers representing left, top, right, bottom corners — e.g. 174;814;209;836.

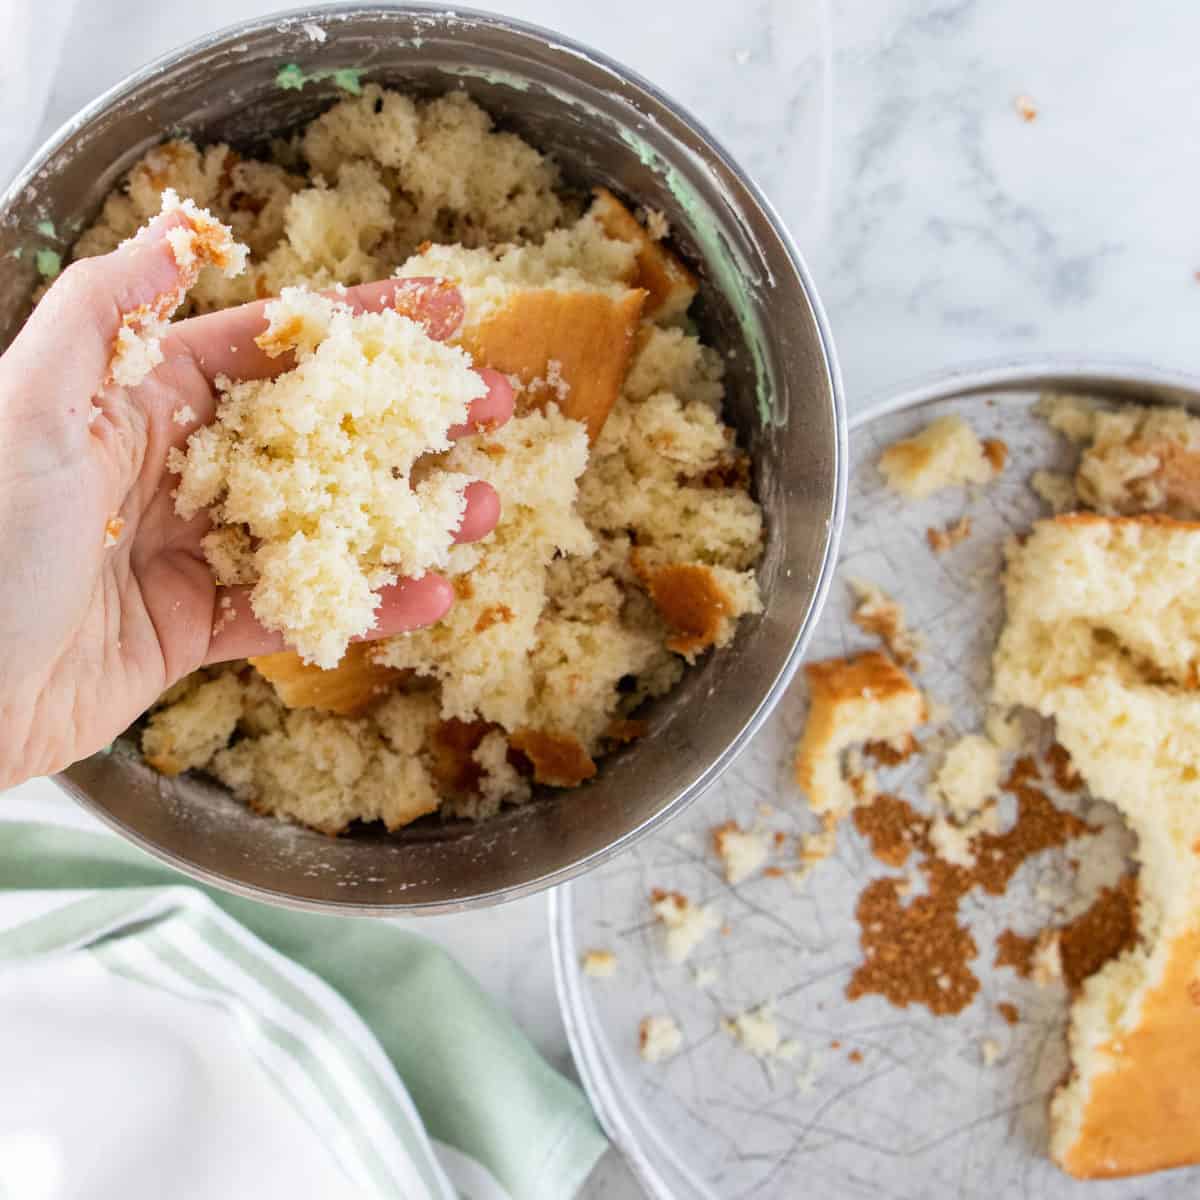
551;353;1200;1200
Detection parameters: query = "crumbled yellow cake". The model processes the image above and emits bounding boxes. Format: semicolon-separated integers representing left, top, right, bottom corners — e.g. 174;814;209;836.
651;890;720;963
109;189;247;387
62;87;764;832
712;821;769;885
169;287;485;668
581;949;618;978
794;651;926;821
142;671;244;776
878;414;1004;499
1039;393;1200;518
993;514;1200;1178
638;1014;682;1063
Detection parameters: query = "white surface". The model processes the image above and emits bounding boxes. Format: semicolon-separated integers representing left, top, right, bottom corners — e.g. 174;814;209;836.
5;2;1200;1195
0;953;356;1200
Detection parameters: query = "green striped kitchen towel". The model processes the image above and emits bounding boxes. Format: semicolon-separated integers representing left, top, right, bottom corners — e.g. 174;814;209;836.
0;780;606;1200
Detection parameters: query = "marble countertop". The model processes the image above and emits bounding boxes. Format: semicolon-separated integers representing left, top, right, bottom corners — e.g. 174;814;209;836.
8;1;1200;1194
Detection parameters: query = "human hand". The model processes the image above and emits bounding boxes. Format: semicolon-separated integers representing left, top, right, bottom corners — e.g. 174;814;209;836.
0;216;511;787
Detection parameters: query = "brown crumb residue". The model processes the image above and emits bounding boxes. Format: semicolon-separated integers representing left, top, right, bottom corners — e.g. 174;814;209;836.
995;929;1036;978
852;793;926;868
926;515;973;553
641;562;734;657
473;603;514;634
863;734;920;767
763;866;785;878
1015;94;1038;122
970;769;1094;896
509;728;596;787
997;1001;1020;1025
996;877;1139;992
847;755;1099;1018
847;871;980;1016
1046;742;1083;792
983;438;1008;473
453;576;475;601
848;1049;863;1064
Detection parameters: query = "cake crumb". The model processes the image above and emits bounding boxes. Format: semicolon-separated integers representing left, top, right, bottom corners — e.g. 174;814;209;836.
110;190;247;389
985;706;1024;752
172;404;196;426
997;1001;1020;1025
931;734;1001;820
926;515;973;552
640;207;670;241
651;889;720;963
639;1015;682;1063
722;1003;783;1058
103;515;125;547
170;287;483;668
981;1038;1001;1066
88;404;102;425
878;414;1002;499
1032;469;1078;513
712;820;769;885
849;579;922;667
582;949;617;978
1015;94;1038;122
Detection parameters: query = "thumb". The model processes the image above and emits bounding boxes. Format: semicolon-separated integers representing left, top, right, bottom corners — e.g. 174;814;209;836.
2;213;186;415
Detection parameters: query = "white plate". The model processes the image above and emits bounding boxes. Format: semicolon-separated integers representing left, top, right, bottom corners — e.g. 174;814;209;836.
553;364;1200;1199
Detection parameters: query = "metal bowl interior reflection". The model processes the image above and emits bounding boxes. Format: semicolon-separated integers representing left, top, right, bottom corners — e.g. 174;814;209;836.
0;5;844;913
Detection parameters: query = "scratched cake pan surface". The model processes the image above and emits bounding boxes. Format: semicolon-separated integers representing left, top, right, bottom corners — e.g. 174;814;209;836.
553;367;1200;1199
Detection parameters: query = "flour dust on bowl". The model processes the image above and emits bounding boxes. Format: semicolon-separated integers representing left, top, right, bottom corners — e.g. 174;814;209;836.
552;361;1200;1199
0;5;844;913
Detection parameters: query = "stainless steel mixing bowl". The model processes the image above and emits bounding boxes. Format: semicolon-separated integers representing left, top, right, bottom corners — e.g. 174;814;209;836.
0;4;845;913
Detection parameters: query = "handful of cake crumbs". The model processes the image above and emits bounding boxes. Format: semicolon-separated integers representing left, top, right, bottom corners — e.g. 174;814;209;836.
168;286;486;668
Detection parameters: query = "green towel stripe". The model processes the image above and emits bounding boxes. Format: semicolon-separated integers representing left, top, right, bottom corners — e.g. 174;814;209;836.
0;890;159;960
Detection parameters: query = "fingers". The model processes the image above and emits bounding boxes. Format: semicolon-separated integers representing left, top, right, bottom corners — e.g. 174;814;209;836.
450;368;514;440
203;573;454;666
2;215;186;415
169;277;465;385
455;481;500;543
203;477;497;665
